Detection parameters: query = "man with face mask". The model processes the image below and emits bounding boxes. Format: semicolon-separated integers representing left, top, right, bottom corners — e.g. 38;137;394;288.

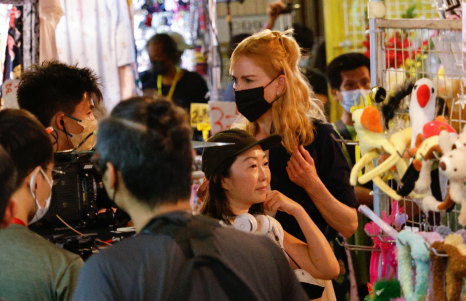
0;109;83;300
17;61;102;152
327;53;373;299
139;33;208;110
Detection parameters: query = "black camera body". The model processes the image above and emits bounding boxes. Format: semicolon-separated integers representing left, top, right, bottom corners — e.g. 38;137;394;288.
33;151;114;229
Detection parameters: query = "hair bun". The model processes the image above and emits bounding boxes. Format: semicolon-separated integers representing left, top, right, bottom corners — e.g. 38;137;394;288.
146;100;190;153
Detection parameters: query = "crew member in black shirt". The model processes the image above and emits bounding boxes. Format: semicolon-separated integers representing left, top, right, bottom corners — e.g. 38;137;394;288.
139;33;208;110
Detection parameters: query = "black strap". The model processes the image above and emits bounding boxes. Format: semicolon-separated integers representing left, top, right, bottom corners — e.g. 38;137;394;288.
334;119;352;141
142;213;258;301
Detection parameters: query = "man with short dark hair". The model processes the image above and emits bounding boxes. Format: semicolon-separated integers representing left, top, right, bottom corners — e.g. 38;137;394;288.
326;53;373;207
0;109;83;300
17;61;102;151
139;33;208;110
327;53;371;128
327;53;372;299
72;97;307;301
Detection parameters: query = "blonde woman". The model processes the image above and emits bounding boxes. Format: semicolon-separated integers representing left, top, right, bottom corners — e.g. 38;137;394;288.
230;29;358;251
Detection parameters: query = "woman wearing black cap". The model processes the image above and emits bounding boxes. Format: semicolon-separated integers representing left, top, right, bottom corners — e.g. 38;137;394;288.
230;30;358;244
200;129;339;287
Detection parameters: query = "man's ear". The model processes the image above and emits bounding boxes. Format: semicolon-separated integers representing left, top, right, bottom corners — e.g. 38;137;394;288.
1;200;16;228
26;166;42;192
331;88;339;100
105;162;119;191
52;112;66;131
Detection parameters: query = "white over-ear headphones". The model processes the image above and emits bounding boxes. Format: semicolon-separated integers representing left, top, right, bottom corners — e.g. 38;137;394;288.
233;213;258;232
233;213;284;248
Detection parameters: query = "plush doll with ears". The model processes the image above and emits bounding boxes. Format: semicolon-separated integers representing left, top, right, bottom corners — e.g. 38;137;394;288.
397;117;456;199
438;125;466;225
420;127;458;213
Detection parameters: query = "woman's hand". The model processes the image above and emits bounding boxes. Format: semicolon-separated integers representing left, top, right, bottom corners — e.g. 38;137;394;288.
286;145;320;190
264;190;303;216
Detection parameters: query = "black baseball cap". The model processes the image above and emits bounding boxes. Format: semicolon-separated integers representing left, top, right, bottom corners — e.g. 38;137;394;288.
202;129;282;179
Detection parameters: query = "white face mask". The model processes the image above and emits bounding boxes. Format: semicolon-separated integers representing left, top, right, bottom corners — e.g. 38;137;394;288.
340;89;370;113
29;168;53;224
65;114;98;151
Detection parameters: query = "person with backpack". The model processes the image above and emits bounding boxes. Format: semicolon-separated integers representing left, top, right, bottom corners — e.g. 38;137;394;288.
72;97;308;301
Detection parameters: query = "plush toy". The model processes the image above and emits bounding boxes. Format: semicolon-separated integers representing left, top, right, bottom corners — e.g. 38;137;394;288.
430;241;448;300
368;280;401;301
381;80;414;128
350;106;411;200
411;121;457;212
438;125;466;225
443;234;466;301
396;231;430;301
397;117;456;199
409;78;437;149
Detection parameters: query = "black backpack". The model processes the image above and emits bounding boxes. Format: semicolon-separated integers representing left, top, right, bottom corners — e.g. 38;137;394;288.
141;212;259;301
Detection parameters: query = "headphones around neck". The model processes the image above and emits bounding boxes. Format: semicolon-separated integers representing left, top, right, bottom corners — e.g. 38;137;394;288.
233;213;284;247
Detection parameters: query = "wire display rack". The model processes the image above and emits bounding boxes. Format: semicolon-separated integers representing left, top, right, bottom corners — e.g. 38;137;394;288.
340;0;437;53
369;18;465;234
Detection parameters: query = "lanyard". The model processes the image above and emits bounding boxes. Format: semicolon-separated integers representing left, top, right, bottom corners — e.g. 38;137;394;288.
10;217;26;226
157;67;182;100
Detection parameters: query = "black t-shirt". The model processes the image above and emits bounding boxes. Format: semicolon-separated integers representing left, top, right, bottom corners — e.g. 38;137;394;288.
140;69;208;109
72;211;307;301
270;121;358;241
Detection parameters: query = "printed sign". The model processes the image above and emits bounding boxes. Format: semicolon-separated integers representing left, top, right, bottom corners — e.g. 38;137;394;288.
1;79;20;109
190;103;210;128
208;101;239;134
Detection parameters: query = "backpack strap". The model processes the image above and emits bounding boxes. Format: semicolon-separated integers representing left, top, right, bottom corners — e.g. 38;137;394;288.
332;120;355;168
142;212;258;301
334;119;352;141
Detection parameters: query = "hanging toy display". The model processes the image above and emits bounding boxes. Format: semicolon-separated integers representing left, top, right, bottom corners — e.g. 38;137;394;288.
350;106;411;200
437;125;466;225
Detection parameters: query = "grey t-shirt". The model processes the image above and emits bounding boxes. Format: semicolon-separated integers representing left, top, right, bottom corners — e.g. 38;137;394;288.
0;224;83;301
73;212;307;301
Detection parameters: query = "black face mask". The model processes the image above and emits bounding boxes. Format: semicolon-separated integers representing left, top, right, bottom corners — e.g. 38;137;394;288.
151;60;169;75
234;75;280;122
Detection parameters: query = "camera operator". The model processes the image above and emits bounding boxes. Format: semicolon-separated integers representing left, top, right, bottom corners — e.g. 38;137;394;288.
0;109;83;300
17;61;102;152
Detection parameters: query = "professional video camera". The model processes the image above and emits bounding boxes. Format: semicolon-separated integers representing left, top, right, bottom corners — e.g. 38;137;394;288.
32;150;121;230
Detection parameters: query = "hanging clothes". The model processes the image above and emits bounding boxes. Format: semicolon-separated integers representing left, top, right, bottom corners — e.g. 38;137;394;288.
56;0;136;112
39;0;63;62
0;5;10;84
3;5;22;82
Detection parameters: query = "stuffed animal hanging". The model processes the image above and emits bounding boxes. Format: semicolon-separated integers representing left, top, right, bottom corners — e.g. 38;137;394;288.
409;78;437;149
430;233;466;301
443;233;466;301
418;127;458;212
350;106;411;200
396;231;430;301
397;119;458;213
438;125;466;225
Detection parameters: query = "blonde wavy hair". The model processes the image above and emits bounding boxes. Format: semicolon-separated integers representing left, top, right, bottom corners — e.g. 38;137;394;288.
230;29;325;153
